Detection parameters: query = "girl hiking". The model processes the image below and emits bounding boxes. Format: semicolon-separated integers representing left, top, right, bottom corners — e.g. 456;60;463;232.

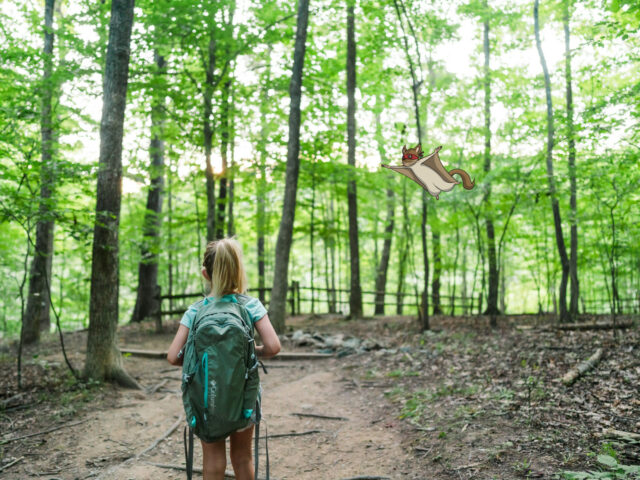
168;237;281;480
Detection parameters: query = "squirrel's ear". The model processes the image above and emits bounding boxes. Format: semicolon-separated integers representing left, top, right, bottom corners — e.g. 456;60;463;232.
402;145;407;153
417;144;423;153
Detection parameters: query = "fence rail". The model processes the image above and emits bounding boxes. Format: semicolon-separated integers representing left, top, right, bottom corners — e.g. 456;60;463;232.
155;283;640;319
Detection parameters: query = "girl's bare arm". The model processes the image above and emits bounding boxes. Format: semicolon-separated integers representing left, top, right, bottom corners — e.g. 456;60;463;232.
167;324;189;366
254;314;281;359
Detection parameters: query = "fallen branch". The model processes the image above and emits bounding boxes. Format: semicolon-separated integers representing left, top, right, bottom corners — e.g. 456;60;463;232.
561;348;603;386
0;456;24;472
1;393;24;409
600;429;640;442
138;414;184;458
0;419;87;444
267;429;324;439
291;412;348;421
146;379;168;394
555;322;632;331
121;348;333;361
96;415;184;479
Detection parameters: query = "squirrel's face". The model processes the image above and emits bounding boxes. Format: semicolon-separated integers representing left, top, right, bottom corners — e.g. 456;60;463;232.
402;144;423;165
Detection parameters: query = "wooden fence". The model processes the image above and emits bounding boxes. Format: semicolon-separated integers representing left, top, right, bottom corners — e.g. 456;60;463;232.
156;283;640;319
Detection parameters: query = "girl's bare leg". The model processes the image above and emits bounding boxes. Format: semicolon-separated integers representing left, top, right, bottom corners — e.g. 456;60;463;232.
229;425;255;480
201;439;226;480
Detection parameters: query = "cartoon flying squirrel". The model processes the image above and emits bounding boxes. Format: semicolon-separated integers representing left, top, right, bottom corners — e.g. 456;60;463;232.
382;144;475;199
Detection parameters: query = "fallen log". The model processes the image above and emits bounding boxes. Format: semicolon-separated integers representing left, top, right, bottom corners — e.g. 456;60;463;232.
599;429;640;442
121;348;333;361
560;348;604;386
555;322;633;331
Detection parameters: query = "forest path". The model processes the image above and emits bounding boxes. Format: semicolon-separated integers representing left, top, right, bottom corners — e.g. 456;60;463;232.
83;355;416;480
3;327;419;480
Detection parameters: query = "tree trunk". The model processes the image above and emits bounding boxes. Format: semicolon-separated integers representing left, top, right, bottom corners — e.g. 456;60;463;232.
482;16;499;320
130;50;165;328
564;0;579;321
85;0;140;388
23;0;57;345
431;226;442;315
374;111;395;315
534;0;570;323
346;0;362;318
310;161;316;314
269;0;310;332
256;49;271;304
216;75;230;240
227;83;235;237
204;31;216;242
396;183;409;315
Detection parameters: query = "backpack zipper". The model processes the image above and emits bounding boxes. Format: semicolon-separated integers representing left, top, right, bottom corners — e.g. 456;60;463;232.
202;352;208;421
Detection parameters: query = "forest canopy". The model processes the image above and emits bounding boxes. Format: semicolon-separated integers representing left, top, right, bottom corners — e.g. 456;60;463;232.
1;0;639;339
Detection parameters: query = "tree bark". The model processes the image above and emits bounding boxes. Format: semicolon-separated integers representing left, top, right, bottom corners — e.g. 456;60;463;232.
346;0;362;318
23;0;56;344
204;31;216;242
396;183;409;315
256;50;271;305
374;112;394;315
84;0;140;388
216;75;231;240
534;0;570;323
564;0;579;321
269;0;310;333
482;15;499;321
431;227;442;314
131;50;165;327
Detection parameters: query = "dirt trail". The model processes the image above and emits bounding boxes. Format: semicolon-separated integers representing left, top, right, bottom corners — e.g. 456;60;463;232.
1;331;419;480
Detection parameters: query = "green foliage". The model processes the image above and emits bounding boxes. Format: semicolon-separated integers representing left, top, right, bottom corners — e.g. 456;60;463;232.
557;455;640;479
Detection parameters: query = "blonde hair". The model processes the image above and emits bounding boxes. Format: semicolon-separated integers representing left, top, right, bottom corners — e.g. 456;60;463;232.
202;237;248;298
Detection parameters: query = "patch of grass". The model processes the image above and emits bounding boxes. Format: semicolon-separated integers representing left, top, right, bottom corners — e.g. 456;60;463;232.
386;369;420;378
363;369;381;380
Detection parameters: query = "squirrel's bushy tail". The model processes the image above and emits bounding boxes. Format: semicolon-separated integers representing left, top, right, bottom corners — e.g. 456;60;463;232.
448;168;475;190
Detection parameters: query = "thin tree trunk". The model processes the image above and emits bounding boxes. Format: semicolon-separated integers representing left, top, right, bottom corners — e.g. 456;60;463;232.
374;112;395;315
396;183;409;316
346;0;362;318
564;0;579;321
269;0;310;332
482;15;499;321
216;74;231;240
450;220;460;315
131;50;165;327
227;74;236;237
431;227;442;314
167;159;173;312
329;190;337;313
256;49;271;304
204;31;216;242
85;0;139;388
310;161;316;314
534;0;570;322
24;0;56;344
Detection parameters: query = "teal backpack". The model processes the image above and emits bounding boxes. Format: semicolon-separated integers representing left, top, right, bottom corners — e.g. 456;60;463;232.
180;294;267;479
